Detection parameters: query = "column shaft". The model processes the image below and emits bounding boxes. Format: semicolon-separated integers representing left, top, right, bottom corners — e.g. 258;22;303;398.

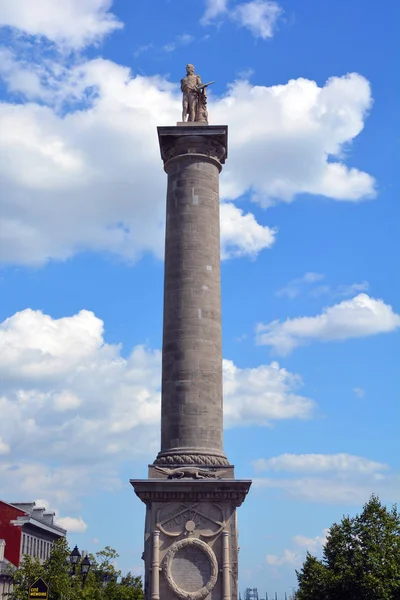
151;530;160;600
155;127;229;467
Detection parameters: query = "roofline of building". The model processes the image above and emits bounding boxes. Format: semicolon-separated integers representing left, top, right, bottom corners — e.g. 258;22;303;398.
10;517;66;536
0;500;29;516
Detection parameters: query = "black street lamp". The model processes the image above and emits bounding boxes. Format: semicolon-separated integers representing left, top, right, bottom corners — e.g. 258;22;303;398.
67;545;91;588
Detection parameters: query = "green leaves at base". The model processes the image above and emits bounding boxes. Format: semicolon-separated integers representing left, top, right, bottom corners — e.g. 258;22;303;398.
293;495;400;600
10;539;144;600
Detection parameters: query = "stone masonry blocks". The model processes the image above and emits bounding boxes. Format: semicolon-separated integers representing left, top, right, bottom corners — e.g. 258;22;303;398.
158;130;227;461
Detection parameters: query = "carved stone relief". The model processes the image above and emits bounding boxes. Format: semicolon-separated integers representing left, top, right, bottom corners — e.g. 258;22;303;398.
156;502;224;539
163;538;218;600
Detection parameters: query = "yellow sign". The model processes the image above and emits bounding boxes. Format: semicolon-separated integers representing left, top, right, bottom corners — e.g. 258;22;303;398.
28;578;49;600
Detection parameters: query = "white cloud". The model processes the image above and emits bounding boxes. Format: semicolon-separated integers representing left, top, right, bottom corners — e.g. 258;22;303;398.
216;74;375;206
201;0;228;24
267;529;328;570
256;294;400;355
252;453;389;474
224;360;315;426
56;516;87;533
335;281;370;297
292;529;328;554
0;308;316;505
310;280;370;299
162;34;194;53
353;387;365;398
0;0;122;49
253;453;400;505
32;499;87;534
0;437;10;454
254;473;400;505
266;549;300;566
232;1;282;39
0;53;375;266
53;391;82;411
201;0;282;40
276;272;325;299
220;202;276;259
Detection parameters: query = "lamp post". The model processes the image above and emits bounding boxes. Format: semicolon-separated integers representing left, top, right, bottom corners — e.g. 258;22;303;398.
68;545;91;588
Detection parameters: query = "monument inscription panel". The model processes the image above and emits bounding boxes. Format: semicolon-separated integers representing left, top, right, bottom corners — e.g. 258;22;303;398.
164;538;218;600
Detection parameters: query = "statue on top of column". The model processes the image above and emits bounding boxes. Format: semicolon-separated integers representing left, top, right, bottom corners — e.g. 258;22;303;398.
181;64;214;123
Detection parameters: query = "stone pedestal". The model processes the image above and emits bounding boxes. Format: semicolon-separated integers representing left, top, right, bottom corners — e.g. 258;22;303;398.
130;479;251;600
131;125;251;600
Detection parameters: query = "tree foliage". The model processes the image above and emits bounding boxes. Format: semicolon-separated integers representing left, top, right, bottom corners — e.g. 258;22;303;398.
9;539;144;600
293;495;400;600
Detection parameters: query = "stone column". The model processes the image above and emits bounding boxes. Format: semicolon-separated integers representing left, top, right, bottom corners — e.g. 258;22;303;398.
151;530;160;600
131;124;251;600
222;531;231;600
155;125;230;468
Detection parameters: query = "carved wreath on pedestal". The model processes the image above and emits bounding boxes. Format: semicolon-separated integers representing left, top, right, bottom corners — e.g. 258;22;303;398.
164;538;218;600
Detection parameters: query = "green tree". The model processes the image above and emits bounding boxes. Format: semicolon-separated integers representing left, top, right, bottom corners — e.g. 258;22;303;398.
294;552;330;599
118;572;144;600
294;495;400;600
9;541;143;600
9;555;44;600
44;537;76;600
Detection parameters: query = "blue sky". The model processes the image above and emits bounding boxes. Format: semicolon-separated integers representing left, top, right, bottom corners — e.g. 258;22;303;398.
0;0;399;595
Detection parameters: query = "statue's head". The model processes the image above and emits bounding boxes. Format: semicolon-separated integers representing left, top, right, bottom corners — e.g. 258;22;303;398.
186;64;195;75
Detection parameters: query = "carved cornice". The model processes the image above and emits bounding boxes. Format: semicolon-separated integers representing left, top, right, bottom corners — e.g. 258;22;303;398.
158;125;228;171
130;479;252;508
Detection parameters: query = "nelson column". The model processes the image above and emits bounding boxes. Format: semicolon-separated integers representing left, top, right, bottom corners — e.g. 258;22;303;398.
131;64;251;600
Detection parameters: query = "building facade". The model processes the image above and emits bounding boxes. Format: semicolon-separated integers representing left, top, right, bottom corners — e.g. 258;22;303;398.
0;501;66;568
0;539;14;600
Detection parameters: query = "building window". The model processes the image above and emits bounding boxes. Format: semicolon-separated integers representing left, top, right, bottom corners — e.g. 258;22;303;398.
22;533;26;554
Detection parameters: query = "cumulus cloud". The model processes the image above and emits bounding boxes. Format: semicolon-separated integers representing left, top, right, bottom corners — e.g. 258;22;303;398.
0;308;315;504
33;498;87;533
267;529;328;569
224;360;315;426
256;294;400;355
0;55;376;266
220;203;276;259
0;56;280;266
353;387;366;398
0;0;122;49
56;516;87;533
232;1;282;39
202;0;282;40
216;74;375;206
0;437;10;454
201;0;229;24
253;452;400;504
292;529;328;554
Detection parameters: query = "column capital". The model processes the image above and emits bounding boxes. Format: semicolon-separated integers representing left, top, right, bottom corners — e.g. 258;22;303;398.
157;125;228;171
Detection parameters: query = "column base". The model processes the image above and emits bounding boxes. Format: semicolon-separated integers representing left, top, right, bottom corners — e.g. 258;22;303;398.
154;448;232;469
131;479;251;600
